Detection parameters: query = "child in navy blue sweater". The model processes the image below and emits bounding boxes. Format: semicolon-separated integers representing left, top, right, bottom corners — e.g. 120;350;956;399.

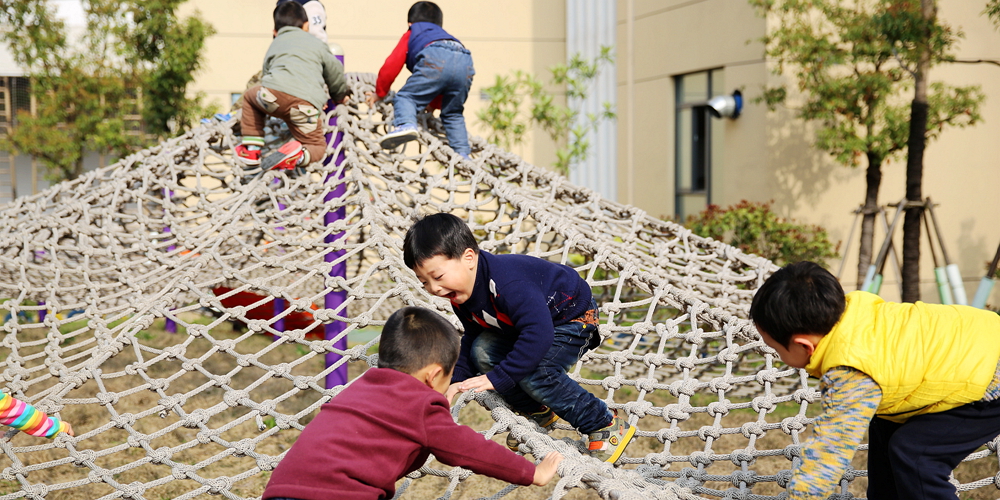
403;213;635;463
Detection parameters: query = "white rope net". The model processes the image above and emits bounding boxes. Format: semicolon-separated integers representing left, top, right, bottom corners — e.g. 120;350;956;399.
1;73;999;500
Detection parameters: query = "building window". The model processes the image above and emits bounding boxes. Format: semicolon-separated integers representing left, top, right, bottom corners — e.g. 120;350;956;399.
0;77;32;136
675;69;724;220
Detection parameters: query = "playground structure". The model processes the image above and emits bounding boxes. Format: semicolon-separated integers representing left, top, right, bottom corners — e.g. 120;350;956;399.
207;287;324;339
838;198;973;305
1;73;1000;500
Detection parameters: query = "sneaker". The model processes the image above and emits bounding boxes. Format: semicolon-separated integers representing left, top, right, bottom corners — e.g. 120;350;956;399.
506;406;558;451
234;145;261;166
587;413;635;463
379;125;418;150
262;141;304;170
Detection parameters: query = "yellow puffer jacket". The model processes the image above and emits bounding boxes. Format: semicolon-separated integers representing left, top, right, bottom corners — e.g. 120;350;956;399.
805;291;1000;423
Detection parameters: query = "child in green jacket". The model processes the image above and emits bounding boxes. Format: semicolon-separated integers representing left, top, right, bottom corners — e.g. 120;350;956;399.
234;1;348;171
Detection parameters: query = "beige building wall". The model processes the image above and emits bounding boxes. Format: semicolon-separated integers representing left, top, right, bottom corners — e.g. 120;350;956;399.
179;0;567;167
185;0;1000;306
618;0;1000;306
615;0;767;218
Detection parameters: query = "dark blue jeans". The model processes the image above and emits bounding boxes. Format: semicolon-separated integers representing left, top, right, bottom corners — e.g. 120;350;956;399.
393;40;475;157
471;307;612;434
867;398;1000;499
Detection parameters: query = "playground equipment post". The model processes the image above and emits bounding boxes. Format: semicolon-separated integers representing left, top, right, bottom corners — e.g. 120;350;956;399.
324;46;349;388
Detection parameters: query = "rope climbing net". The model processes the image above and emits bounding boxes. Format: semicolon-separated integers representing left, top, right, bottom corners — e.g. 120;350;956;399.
1;73;999;500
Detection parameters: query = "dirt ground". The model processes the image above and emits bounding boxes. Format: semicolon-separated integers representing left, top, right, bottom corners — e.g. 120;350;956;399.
1;316;998;499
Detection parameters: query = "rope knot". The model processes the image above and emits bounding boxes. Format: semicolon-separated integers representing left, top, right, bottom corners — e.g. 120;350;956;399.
730;448;757;466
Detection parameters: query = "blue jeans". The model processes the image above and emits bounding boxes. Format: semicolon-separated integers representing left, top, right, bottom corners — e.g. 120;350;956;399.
471;306;612;434
393;40;475;157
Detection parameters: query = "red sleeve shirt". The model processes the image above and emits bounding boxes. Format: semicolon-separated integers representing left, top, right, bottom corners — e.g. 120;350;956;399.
375;31;410;99
375;30;443;110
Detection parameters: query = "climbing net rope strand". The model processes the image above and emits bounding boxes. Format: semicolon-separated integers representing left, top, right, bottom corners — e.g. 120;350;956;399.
1;73;998;500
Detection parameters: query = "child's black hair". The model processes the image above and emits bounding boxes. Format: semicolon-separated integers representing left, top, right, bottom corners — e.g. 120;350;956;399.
408;1;444;26
378;306;460;374
749;261;846;348
274;1;308;32
402;213;479;269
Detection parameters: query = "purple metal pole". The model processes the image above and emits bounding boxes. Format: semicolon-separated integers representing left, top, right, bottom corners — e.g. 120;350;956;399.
35;251;46;323
324;50;349;389
164;189;177;334
273;297;286;334
273;178;287;336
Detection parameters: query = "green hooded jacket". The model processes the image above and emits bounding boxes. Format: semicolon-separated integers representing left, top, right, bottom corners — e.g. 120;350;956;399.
261;26;348;110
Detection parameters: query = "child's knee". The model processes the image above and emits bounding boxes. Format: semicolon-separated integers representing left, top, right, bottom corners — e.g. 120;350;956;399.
471;336;505;372
471;344;494;372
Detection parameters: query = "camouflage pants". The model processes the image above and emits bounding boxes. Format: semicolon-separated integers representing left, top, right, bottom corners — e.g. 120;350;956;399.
241;85;326;164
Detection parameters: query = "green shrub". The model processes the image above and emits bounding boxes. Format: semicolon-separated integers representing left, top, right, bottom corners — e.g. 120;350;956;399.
684;200;839;266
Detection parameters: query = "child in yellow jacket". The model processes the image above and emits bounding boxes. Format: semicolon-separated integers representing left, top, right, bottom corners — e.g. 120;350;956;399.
750;261;1000;500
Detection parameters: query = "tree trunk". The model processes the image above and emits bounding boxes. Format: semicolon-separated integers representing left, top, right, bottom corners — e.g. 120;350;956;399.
70;153;84;181
903;100;927;303
902;0;935;303
857;152;884;289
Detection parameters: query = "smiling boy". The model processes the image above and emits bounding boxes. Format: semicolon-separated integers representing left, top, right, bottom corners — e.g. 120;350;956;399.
402;213;635;463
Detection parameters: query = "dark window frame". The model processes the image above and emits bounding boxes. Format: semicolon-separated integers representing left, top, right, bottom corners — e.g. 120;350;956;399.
674;70;722;220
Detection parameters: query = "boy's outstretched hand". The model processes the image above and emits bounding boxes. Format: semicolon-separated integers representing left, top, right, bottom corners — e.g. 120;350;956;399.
532;452;563;486
458;374;494;393
365;91;382;107
444;382;462;404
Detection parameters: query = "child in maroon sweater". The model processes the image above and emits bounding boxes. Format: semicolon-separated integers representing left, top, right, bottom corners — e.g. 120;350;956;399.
262;306;562;500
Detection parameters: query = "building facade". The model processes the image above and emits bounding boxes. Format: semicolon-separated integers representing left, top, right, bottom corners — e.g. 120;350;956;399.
617;0;1000;304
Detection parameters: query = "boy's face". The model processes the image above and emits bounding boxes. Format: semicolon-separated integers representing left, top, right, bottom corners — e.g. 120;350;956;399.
757;326;817;369
412;249;477;305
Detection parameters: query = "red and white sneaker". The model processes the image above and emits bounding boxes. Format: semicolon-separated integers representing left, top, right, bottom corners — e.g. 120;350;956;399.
234;145;261;166
262;141;304;170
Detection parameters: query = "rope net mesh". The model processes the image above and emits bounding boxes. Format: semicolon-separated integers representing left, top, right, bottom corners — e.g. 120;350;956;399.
1;73;998;500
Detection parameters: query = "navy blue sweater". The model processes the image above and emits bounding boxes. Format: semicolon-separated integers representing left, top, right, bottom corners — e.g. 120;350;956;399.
406;22;460;71
451;251;593;394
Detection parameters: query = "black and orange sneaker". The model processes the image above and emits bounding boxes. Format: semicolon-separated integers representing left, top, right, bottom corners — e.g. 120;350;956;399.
261;140;304;170
506;406;559;451
587;413;635;463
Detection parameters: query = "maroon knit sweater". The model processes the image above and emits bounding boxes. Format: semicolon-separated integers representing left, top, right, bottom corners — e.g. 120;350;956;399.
262;368;536;500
